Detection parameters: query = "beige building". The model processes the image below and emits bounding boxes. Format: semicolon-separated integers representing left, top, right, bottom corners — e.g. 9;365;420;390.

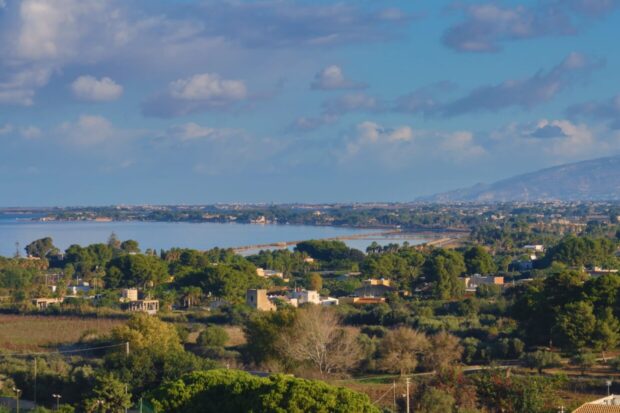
246;289;276;311
124;299;159;315
121;288;139;302
32;297;63;310
464;276;504;292
353;278;395;298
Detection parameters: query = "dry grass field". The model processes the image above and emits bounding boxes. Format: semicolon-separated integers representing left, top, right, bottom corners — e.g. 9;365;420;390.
0;314;123;352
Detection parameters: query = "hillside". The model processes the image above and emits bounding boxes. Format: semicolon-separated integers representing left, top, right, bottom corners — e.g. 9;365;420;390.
424;155;620;202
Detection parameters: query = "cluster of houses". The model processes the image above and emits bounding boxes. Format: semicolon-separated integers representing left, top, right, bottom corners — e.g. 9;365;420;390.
32;287;160;315
246;288;339;311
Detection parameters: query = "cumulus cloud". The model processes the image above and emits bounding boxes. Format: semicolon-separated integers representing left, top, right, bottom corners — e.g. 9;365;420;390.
166;122;243;142
439;53;602;116
489;118;604;160
340;120;486;167
0;0;136;105
441;131;487;160
529;123;568;138
71;76;123;102
356;121;414;144
443;0;618;53
142;73;248;117
59;115;118;146
311;65;366;90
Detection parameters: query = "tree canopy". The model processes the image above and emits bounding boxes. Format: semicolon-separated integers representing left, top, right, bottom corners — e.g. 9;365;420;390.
149;369;380;413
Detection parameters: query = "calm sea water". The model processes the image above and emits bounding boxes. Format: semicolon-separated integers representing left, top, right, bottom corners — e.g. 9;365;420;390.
0;214;428;257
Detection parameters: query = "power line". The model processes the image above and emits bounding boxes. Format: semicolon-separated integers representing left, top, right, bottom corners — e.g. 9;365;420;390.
0;342;128;358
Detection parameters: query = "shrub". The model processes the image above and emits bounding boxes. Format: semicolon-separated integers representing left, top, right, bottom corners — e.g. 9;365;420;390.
198;325;229;348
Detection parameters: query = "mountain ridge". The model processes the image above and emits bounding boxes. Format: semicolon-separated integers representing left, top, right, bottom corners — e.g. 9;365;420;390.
422;155;620;202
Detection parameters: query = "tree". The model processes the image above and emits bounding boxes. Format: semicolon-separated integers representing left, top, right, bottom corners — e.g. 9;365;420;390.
593;307;620;359
571;352;596;375
112;313;183;355
554;301;597;351
83;374;132;413
306;273;323;292
149;369;381;413
521;350;562;374
544;235;617;267
424;331;463;373
178;265;262;304
198;325;229;348
105;254;168;288
417;388;455;413
180;286;203;308
120;239;141;253
243;307;298;368
25;237;59;258
107;314;211;394
423;249;466;299
378;327;429;375
464;246;496;275
107;232;121;250
277;306;362;376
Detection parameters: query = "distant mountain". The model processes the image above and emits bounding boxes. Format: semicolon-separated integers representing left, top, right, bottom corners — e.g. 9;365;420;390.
423;155;620;202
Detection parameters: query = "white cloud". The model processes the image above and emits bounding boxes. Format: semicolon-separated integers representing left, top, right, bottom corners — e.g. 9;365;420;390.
356;121;413;144
167;122;243;142
311;65;365;90
346;121;414;156
0;67;52;106
441;131;487;160
169;73;246;101
16;0;118;61
71;76;123;102
59;115;116;146
488;118;615;163
142;73;249;117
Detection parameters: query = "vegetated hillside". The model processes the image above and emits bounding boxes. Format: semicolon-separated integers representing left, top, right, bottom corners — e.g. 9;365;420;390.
424;155;620;202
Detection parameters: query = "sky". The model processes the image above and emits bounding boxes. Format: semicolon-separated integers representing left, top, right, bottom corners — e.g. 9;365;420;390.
0;0;620;206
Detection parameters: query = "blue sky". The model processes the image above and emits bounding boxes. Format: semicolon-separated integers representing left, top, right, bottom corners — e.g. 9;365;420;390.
0;0;619;206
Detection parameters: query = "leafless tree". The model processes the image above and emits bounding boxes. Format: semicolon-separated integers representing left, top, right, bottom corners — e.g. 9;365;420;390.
423;331;463;373
379;327;429;375
277;305;362;376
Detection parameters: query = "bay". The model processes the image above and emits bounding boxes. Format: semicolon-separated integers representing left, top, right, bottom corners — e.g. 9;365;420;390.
0;214;428;257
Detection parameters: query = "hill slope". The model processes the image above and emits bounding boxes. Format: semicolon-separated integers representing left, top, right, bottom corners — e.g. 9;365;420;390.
424;155;620;202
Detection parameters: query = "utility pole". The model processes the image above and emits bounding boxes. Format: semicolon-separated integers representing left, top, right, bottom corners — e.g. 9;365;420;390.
392;381;396;413
126;341;130;356
405;378;410;413
12;387;21;413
